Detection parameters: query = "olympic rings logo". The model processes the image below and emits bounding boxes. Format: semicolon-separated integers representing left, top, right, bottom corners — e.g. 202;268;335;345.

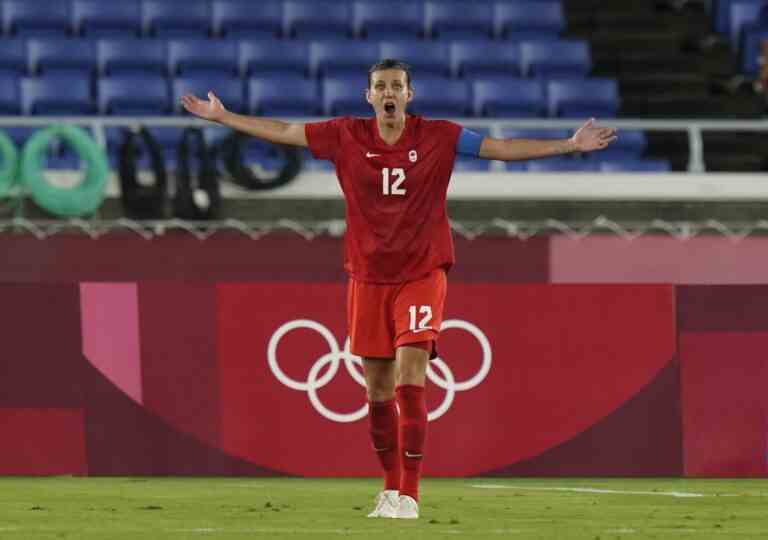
267;319;492;423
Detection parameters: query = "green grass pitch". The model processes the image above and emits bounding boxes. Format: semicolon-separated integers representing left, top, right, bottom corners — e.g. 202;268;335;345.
1;477;766;539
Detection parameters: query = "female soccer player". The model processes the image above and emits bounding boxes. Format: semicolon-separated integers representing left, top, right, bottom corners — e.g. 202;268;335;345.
181;59;616;519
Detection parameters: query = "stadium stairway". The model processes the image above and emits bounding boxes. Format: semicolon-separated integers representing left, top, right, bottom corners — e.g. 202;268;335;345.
563;0;768;171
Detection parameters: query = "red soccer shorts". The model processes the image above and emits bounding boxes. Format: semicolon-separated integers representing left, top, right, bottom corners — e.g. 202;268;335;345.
347;268;447;359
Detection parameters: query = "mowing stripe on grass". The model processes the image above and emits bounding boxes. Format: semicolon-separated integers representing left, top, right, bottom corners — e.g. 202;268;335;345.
471;484;708;497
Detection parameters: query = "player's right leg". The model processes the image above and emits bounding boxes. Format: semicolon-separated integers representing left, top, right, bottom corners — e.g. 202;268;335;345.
347;277;401;517
363;357;400;518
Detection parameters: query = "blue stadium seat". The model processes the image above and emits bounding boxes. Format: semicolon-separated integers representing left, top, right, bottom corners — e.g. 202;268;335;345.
740;26;768;74
505;161;527;172
45;150;86;171
0;40;28;74
212;0;283;39
714;0;734;34
380;41;451;77
499;128;570;141
3;0;71;37
3;127;36;147
239;41;310;77
249;75;319;116
599;159;671;173
28;39;98;77
21;74;95;115
585;129;647;161
730;0;764;47
143;0;211;38
527;158;598;172
410;76;470;117
98;39;168;75
98;74;170;115
146;127;186;170
104;126;180;169
451;42;521;78
284;1;351;40
173;75;246;114
0;72;21;114
453;159;491;172
426;2;493;41
713;0;762;35
310;41;380;78
494;2;564;40
168;39;239;77
322;75;371;116
547;78;619;118
521;40;591;78
472;78;545;117
73;0;141;38
353;1;423;40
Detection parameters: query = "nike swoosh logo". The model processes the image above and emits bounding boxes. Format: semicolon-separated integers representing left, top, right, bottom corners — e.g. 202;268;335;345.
366;152;381;158
404;451;423;459
411;327;434;334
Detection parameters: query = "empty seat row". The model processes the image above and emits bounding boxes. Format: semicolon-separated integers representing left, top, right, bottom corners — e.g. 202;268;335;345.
0;72;619;118
503;158;670;173
4;126;653;173
303;156;669;173
0;0;563;41
0;38;591;80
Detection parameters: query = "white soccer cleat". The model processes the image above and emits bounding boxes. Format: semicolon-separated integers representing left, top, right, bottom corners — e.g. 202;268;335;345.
366;490;399;518
394;495;419;519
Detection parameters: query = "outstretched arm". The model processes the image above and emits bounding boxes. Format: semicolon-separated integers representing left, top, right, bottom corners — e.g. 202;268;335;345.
180;91;308;148
478;119;617;161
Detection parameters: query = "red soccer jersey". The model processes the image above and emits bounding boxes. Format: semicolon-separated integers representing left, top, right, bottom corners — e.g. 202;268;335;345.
305;115;462;283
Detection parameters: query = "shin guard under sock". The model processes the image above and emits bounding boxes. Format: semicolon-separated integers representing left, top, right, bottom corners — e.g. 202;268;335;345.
368;398;400;491
396;384;427;501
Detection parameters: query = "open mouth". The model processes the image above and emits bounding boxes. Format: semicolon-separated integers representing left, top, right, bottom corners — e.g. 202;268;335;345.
384;102;396;114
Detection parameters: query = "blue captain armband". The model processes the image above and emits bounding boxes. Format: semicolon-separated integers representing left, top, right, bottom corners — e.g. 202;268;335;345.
456;127;483;158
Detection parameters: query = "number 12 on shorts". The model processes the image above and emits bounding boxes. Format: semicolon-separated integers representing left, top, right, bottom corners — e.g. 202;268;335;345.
408;305;433;332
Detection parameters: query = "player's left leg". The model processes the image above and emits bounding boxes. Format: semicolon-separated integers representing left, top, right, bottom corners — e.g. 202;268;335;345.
393;344;430;519
390;268;448;519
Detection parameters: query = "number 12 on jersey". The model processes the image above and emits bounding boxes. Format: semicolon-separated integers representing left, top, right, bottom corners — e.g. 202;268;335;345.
382;168;406;196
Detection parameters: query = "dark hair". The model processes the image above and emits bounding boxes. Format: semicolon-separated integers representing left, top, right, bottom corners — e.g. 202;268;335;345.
368;59;412;88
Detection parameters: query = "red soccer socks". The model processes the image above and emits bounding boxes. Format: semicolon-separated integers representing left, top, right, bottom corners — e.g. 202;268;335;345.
368;398;400;491
396;384;427;502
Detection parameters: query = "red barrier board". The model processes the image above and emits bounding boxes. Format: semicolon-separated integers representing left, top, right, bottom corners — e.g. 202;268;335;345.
0;408;87;475
217;283;676;476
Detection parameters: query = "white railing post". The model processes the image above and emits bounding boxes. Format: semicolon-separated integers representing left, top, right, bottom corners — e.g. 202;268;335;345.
91;119;107;150
687;125;705;173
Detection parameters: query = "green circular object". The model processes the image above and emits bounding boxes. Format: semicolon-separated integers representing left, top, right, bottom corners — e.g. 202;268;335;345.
0;129;19;197
20;124;109;217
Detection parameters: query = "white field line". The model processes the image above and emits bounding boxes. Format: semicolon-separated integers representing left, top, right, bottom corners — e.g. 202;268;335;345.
170;528;466;535
471;484;713;498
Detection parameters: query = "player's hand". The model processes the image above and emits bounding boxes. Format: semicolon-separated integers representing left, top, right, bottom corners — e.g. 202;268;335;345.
570;118;617;152
180;91;227;122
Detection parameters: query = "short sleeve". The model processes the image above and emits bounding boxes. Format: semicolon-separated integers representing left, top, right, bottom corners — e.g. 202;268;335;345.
438;120;464;158
304;118;345;161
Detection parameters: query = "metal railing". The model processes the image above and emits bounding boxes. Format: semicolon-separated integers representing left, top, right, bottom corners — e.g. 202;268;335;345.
2;116;768;173
3;216;768;241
